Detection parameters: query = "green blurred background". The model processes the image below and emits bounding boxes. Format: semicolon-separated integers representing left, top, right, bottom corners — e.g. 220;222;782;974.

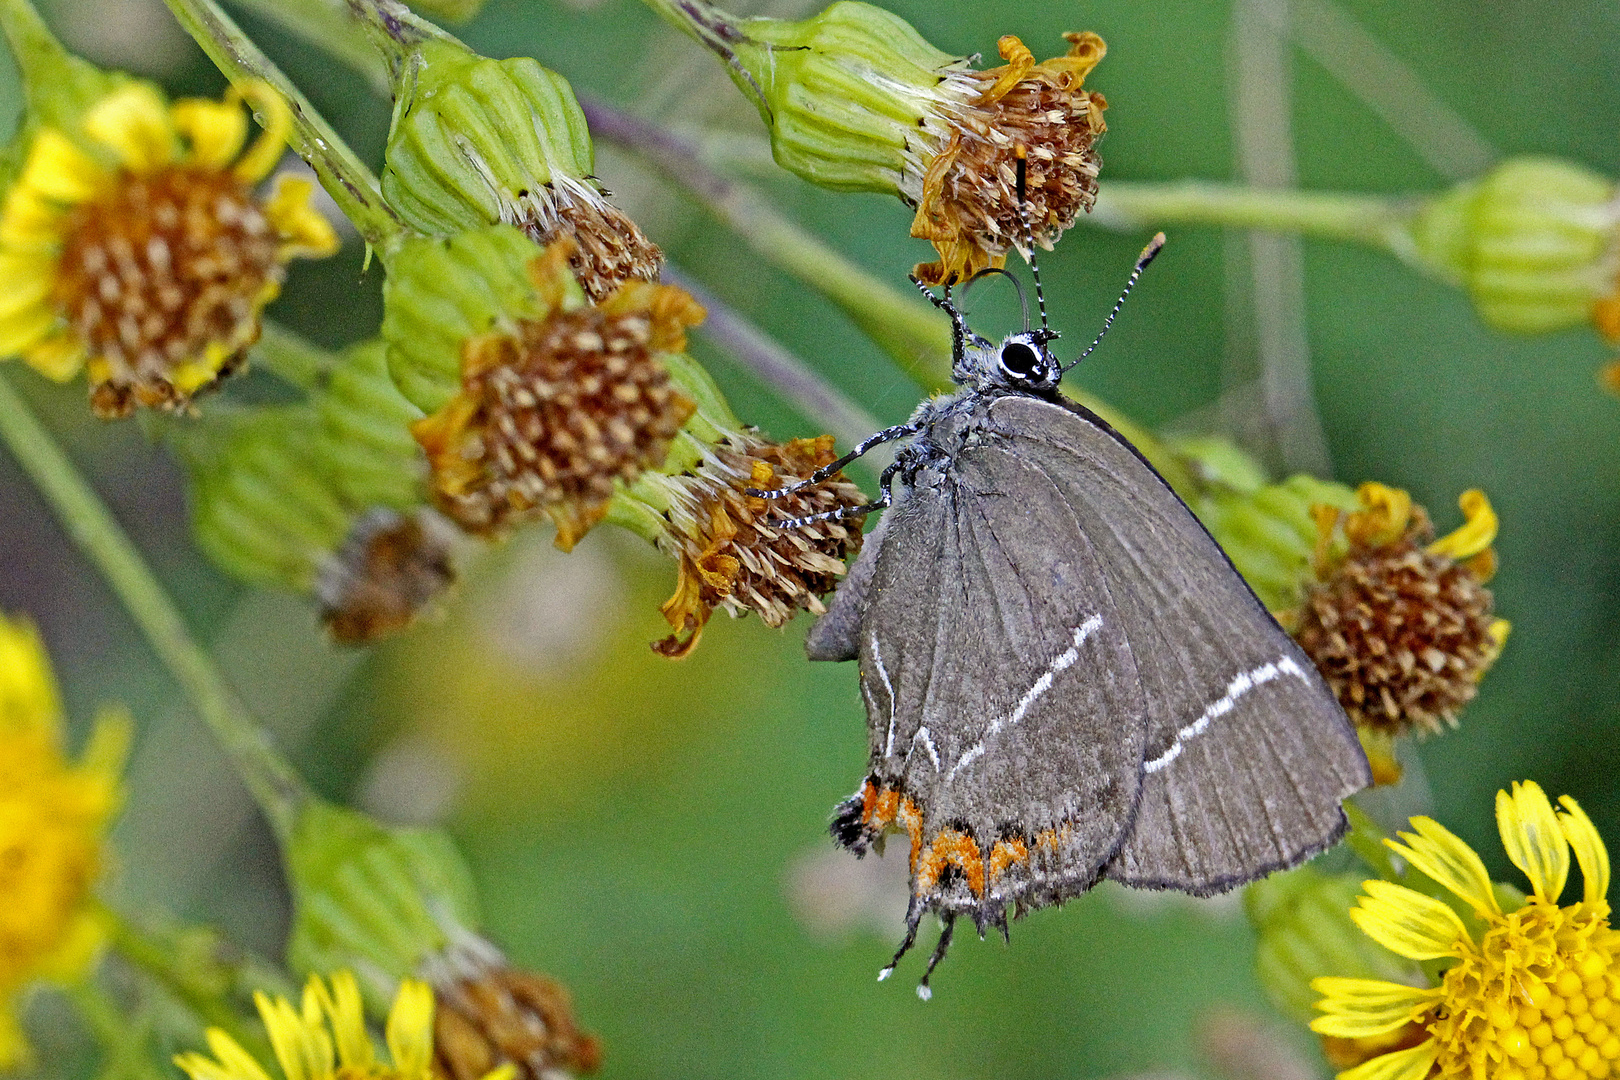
4;0;1620;1076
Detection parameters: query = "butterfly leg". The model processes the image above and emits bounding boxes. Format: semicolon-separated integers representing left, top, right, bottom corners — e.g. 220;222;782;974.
877;894;926;985
745;423;918;500
764;458;904;529
916;914;957;1000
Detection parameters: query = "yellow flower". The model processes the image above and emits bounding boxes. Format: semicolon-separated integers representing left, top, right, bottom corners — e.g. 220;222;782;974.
0;613;128;1069
0;81;339;417
1312;781;1620;1080
175;971;512;1080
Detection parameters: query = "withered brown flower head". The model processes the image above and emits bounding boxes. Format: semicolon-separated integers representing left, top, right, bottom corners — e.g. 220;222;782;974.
1292;485;1506;746
653;433;867;658
315;509;457;645
909;32;1108;286
426;937;600;1080
514;178;663;304
412;245;703;548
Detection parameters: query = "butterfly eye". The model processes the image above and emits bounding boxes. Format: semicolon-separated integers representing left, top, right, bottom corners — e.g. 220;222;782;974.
1000;341;1044;379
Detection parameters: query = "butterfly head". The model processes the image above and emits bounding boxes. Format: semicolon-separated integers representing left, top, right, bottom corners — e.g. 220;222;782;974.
962;328;1063;393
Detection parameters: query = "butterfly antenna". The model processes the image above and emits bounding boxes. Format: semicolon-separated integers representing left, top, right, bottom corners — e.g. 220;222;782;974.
1014;152;1050;336
911;274;968;366
1060;232;1167;374
964;266;1029;332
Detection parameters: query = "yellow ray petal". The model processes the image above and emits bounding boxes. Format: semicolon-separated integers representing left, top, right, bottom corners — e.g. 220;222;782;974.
1558;794;1610;906
231;82;293;184
170;97;248;171
263;176;340;260
201;1028;276;1080
1349;880;1469;960
0;183;70;250
24;333;86;382
1337;1038;1440;1080
20;129;106;204
255;991;316;1080
385;977;435;1078
1498;781;1570;902
83;84;177;173
1311;977;1440;1038
1427;489;1497;561
0;614;62;734
1386;817;1500;916
0;1003;29;1071
317;971;372;1071
0;251;58;319
0;302;60;359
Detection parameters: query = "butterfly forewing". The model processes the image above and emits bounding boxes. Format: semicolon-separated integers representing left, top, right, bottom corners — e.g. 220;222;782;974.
980;395;1371;892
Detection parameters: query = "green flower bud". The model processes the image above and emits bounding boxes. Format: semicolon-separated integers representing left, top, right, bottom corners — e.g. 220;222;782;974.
1409;156;1620;336
1245;864;1421;1026
381;38;659;301
402;0;487;22
316;339;426;511
283;799;480;1011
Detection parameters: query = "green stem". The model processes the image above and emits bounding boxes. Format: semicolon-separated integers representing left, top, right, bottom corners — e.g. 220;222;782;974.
253;322;338;392
160;0;407;253
637;0;739;53
0;0;120;127
580;97;955;387
0;372;310;840
228;0;389;94
1091;181;1420;261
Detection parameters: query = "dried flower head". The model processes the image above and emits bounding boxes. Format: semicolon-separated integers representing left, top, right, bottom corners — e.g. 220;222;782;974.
1313;782;1620;1080
316;509;458;645
909;33;1108;285
510;175;662;304
411;244;703;546
650;432;866;658
425;937;600;1080
0;82;338;416
0;613;127;1069
1292;484;1507;763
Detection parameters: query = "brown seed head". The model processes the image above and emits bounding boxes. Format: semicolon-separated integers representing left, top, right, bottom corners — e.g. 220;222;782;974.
1293;506;1501;739
55;166;283;418
413;270;703;547
315;509;458;645
909;32;1108;285
515;181;664;304
654;433;867;658
428;940;600;1080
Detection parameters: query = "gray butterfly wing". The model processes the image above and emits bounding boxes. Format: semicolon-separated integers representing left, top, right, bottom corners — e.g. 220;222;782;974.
980;395;1371;894
843;420;1150;915
805;512;889;662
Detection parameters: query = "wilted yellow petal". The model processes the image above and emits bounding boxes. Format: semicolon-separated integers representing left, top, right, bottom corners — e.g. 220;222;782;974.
1311;977;1439;1037
231;82;293;184
1427;489;1497;561
264;175;340;260
1498;781;1570;902
1347;482;1413;547
1349;880;1469;960
1386;817;1500;916
385;977;434;1077
1558;794;1610;906
83;84;177;173
1338;1038;1440;1080
170;96;248;171
19;129;105;204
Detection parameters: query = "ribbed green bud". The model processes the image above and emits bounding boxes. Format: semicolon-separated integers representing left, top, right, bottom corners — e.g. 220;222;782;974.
382;39;593;237
1245;864;1421;1025
721;1;968;194
175;407;353;592
1410;156;1619;335
315;340;426;510
381;225;570;413
283;799;481;1011
1174;436;1358;613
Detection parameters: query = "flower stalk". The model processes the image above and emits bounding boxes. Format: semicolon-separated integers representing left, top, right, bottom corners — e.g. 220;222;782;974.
0;371;311;840
159;0;405;251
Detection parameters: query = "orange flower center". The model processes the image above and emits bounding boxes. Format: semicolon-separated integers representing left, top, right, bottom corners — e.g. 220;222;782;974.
54;166;283;417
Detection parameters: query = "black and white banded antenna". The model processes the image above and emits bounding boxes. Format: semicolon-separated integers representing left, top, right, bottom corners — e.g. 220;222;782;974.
1060;232;1167;375
1013;152;1052;340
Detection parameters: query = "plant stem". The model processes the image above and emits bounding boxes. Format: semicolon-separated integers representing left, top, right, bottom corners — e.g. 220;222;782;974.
161;0;406;253
0;372;310;841
0;0;120;128
228;0;390;95
1091;181;1419;260
580;97;956;388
